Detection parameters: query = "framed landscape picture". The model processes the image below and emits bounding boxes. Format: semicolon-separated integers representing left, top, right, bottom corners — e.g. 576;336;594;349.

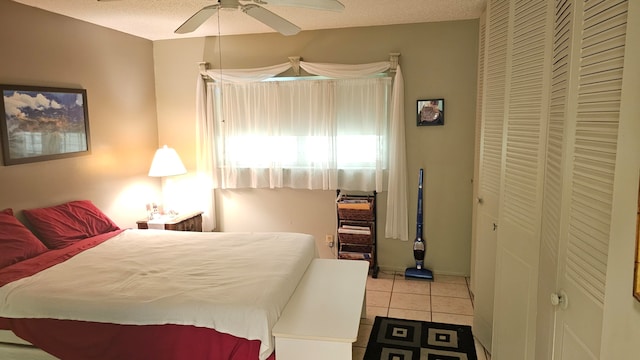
0;84;91;165
417;99;444;126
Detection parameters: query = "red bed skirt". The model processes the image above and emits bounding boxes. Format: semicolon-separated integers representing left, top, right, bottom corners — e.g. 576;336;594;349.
0;317;276;360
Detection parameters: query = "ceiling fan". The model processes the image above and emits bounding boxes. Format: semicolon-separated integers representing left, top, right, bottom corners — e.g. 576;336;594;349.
174;0;345;36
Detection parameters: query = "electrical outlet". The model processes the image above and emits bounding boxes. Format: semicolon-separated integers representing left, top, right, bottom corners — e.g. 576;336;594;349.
325;234;334;248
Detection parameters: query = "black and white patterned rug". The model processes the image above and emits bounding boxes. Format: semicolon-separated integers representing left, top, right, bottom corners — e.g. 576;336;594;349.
364;316;478;360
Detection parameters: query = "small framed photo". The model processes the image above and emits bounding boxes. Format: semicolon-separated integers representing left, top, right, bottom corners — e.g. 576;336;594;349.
417;99;444;126
0;84;91;165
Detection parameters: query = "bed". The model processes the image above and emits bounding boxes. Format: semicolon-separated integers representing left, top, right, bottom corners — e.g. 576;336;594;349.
0;202;317;360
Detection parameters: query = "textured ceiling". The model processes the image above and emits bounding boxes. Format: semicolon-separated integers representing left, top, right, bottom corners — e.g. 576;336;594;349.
11;0;486;41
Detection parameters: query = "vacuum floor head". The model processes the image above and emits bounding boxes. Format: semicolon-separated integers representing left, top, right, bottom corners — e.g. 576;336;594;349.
405;267;433;280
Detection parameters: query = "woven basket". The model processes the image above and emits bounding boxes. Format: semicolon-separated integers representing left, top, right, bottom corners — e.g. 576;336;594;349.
336;195;374;221
337;198;374;220
338;248;374;267
340;243;373;253
337;208;374;221
338;232;373;245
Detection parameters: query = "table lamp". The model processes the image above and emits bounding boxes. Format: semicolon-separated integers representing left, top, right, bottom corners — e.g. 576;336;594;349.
148;145;187;217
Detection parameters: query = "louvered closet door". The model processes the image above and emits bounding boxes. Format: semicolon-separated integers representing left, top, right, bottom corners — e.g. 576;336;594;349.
553;1;628;358
471;9;494;350
535;0;574;357
472;0;508;352
470;10;486;298
490;0;553;359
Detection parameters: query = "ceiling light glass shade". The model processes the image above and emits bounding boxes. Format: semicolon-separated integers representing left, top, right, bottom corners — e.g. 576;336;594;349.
148;145;187;177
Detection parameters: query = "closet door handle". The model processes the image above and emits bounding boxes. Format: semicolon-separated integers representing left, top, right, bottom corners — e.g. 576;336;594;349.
477;197;484;204
550;290;569;310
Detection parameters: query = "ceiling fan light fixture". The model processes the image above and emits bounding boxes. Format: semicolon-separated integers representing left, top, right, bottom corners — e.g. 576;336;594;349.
220;0;242;10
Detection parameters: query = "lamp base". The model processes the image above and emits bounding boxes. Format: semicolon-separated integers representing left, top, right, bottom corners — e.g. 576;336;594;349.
404;267;433;280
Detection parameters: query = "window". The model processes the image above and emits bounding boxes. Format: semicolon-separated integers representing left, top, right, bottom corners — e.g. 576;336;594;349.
208;76;390;190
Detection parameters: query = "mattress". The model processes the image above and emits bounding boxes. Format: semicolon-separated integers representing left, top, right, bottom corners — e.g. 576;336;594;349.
0;229;317;360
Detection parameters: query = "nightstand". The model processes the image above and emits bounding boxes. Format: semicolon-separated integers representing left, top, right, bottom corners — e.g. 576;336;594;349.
136;211;203;232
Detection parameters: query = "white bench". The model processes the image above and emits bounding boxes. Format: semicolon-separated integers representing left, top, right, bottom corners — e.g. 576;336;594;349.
272;258;369;360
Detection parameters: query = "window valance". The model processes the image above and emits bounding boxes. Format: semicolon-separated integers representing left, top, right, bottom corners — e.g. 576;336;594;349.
200;60;394;82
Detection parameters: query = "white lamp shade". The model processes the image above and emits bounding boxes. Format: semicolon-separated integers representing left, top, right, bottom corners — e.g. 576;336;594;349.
148;145;187;177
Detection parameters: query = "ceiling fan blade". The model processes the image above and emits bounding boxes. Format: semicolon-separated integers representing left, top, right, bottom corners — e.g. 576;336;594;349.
175;5;220;34
263;0;344;12
243;4;301;36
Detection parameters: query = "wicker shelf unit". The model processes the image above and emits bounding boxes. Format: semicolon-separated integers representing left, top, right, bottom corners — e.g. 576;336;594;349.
336;190;379;278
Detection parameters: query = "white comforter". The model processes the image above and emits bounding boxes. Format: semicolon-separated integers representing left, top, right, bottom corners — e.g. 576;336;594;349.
0;230;317;360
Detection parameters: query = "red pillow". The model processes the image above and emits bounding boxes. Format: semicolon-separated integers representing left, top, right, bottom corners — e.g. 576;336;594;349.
23;200;120;249
0;210;49;268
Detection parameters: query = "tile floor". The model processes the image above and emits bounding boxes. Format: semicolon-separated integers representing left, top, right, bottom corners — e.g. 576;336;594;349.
352;271;492;360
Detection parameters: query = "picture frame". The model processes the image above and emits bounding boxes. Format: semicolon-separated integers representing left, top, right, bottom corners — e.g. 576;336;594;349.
0;84;91;166
417;99;444;126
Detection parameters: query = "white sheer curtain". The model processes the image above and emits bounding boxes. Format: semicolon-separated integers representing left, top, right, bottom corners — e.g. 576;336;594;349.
385;66;408;241
210;77;389;191
194;77;217;231
196;61;408;241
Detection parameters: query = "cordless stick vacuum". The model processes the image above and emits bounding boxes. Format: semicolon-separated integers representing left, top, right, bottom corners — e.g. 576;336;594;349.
405;168;434;280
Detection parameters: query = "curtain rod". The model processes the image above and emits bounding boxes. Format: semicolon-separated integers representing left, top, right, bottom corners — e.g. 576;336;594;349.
198;53;401;79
